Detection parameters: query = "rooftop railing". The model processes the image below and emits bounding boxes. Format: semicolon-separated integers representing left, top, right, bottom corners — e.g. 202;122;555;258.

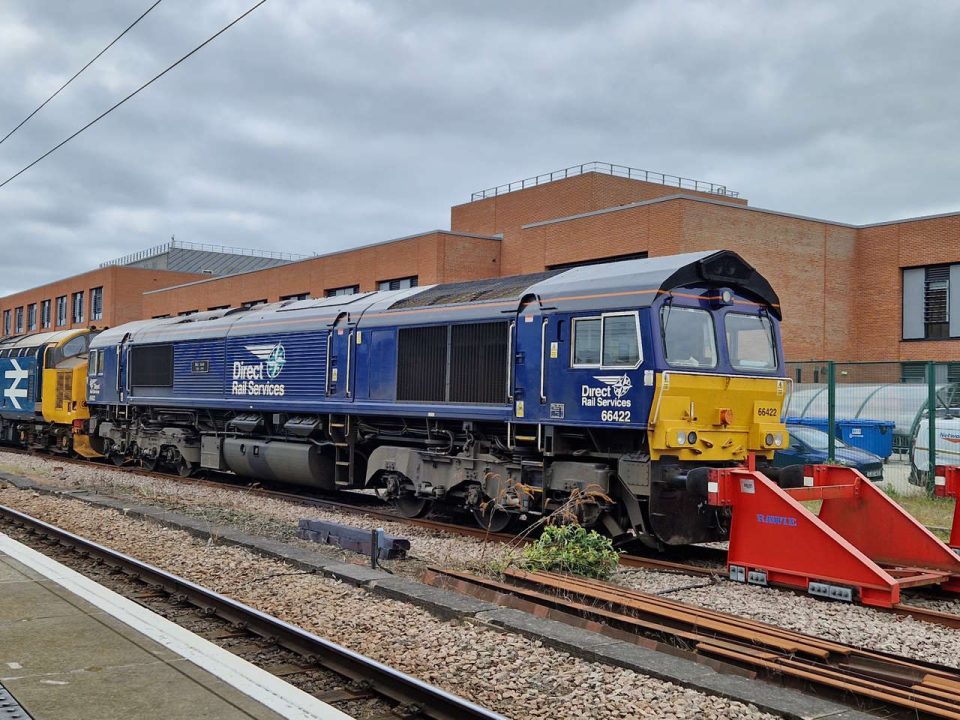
470;161;739;201
100;239;310;268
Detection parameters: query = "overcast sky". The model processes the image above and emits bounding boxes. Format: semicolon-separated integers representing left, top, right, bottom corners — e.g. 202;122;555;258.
1;1;959;295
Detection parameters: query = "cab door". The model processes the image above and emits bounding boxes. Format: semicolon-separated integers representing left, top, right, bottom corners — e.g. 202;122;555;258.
326;313;355;403
512;295;548;424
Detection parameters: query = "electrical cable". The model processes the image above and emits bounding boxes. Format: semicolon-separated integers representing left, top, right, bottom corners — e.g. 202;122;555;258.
0;0;165;148
0;0;267;190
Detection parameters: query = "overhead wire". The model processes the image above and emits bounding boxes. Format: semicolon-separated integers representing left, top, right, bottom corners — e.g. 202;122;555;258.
0;0;165;148
0;0;267;190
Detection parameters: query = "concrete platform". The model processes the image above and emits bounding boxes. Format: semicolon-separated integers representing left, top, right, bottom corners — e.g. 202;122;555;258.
0;534;350;720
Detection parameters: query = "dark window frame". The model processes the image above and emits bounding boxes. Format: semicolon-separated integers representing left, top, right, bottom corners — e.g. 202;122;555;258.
570;311;642;370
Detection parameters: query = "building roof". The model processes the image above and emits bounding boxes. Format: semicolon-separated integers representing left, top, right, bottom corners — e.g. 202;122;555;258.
100;240;305;276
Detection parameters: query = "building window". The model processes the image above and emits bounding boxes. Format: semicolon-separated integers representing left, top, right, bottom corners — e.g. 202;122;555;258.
56;296;67;326
280;292;310;301
27;304;36;331
241;299;267;309
41;299;51;328
15;307;23;334
2;310;9;336
378;276;418;291
72;291;84;323
325;285;359;297
924;266;950;339
90;287;103;321
178;309;198;317
152;314;171;319
903;264;959;340
207;305;230;311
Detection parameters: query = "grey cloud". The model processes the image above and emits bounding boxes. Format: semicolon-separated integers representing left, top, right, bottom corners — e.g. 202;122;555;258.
1;1;959;295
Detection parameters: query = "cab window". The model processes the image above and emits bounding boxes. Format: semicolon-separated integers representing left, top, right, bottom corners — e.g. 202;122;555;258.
572;313;641;369
725;313;777;371
661;306;718;369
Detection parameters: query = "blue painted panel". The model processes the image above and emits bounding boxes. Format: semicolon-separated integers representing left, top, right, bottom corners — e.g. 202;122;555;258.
543;310;653;429
173;340;225;398
224;331;326;403
0;356;37;417
366;329;396;401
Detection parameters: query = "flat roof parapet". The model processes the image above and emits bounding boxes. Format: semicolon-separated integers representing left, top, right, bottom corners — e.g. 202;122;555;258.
469;161;739;201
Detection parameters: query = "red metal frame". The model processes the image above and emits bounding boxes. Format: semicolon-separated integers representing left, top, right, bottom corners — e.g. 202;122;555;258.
934;465;960;551
708;465;960;607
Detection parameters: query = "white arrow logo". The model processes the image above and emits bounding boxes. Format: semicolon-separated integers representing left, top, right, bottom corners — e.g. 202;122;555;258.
4;360;29;410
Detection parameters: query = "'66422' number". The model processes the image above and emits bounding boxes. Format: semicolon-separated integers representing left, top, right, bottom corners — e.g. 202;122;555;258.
601;410;631;423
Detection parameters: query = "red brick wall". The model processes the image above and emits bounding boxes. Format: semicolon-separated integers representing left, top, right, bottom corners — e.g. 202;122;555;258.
856;216;960;362
452;172;747;276
0;266;205;334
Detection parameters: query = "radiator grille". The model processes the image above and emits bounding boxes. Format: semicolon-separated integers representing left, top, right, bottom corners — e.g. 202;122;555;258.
450;322;508;404
56;370;71;410
397;326;446;402
130;345;173;387
397;322;508;404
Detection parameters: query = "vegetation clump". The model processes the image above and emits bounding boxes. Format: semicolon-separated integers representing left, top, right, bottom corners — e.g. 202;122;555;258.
519;523;620;579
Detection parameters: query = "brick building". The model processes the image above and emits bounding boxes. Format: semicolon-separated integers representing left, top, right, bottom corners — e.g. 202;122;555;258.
5;162;960;367
0;240;301;336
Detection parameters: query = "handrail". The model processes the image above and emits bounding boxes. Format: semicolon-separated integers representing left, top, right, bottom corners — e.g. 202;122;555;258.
100;239;310;268
540;318;549;404
470;161;739;201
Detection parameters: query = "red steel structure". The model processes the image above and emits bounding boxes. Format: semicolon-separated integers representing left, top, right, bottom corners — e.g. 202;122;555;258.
935;466;960;551
707;463;960;607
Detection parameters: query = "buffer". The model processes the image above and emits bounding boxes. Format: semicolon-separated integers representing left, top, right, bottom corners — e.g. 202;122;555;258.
706;463;960;607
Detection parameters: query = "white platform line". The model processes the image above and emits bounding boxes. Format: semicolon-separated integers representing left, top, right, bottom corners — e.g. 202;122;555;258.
0;532;352;720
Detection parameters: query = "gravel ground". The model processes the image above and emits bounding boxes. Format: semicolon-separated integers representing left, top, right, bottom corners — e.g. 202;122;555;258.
3;451;959;674
0;451;520;573
0;485;774;720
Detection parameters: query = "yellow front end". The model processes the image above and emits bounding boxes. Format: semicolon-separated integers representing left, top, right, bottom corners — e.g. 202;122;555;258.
648;372;789;462
41;357;101;457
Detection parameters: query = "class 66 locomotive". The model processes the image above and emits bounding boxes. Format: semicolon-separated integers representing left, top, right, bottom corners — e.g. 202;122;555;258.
15;250;791;550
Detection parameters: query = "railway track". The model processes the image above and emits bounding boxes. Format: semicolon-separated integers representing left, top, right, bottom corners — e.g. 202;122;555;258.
4;448;960;630
426;566;960;719
0;502;504;720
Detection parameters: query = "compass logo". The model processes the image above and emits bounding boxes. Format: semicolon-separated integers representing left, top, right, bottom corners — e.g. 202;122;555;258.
244;342;286;379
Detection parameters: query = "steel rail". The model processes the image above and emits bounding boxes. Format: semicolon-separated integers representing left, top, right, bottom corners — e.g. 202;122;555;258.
427;566;960;720
0;504;504;720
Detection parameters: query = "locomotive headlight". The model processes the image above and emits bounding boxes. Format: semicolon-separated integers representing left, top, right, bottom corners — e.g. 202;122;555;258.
764;433;775;447
774;432;784;447
721;289;733;304
687;431;698;445
675;430;686;445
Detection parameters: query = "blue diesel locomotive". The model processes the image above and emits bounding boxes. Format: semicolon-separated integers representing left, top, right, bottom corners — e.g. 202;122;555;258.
84;250;790;547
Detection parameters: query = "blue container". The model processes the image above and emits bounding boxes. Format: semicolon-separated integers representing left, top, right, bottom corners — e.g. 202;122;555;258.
785;417;895;459
837;419;895;460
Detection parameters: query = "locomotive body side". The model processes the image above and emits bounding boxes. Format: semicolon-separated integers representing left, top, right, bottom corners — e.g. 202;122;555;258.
84;250;789;547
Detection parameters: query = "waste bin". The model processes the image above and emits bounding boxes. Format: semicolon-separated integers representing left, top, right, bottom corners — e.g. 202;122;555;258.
836;420;895;459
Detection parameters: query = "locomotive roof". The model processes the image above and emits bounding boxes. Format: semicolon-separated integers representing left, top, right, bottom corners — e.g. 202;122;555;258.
0;329;89;350
91;249;779;347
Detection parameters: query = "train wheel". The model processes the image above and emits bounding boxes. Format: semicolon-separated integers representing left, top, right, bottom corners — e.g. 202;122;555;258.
473;504;512;533
110;454;126;467
141;456;158;472
396;495;431;518
177;458;194;478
